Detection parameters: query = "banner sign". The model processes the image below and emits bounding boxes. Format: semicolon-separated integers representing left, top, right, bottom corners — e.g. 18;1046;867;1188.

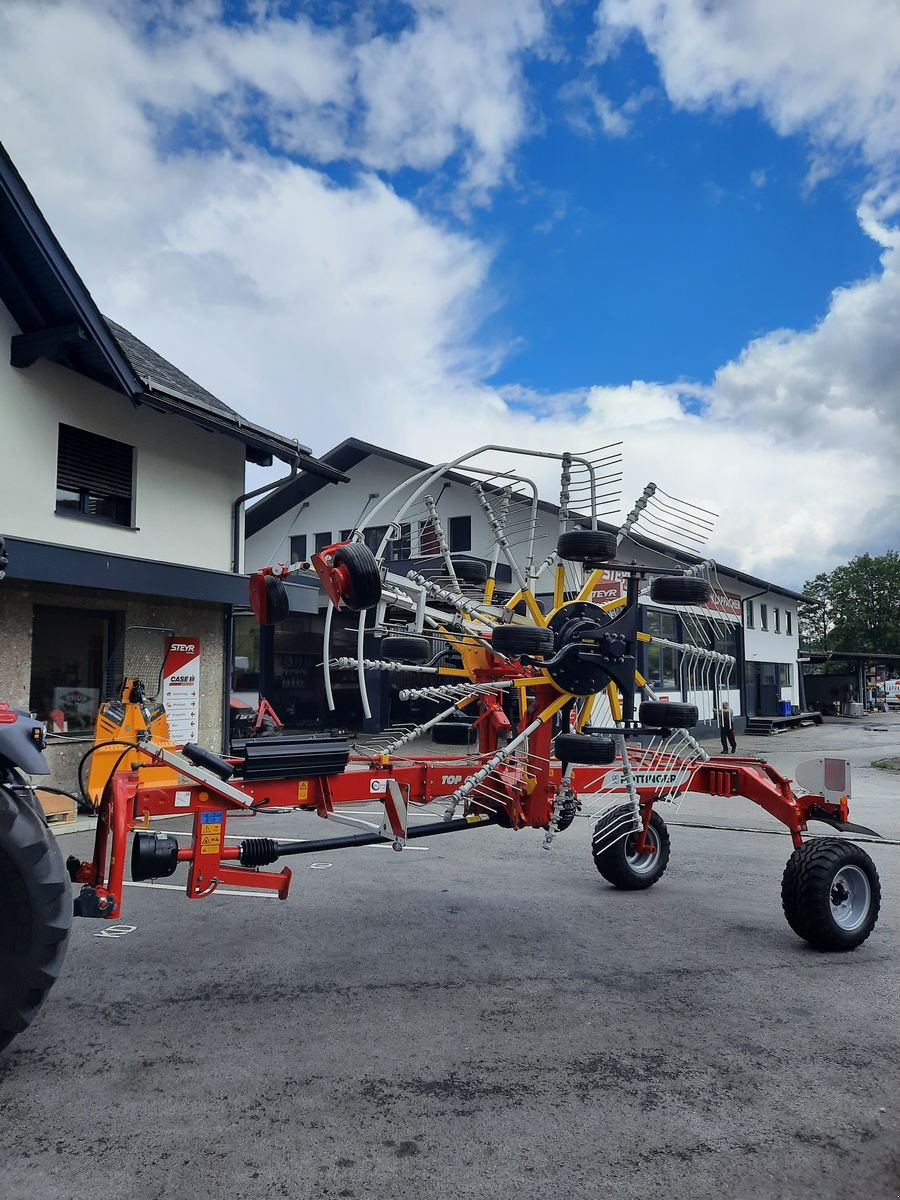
590;571;629;606
162;637;201;746
705;590;742;621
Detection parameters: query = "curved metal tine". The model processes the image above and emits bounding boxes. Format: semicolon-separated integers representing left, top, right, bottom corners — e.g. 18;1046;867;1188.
356;608;371;720
323;600;336;710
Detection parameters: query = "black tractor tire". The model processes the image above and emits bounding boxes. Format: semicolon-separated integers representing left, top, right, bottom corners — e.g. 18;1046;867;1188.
557;529;618;564
334;543;382;611
639;701;698;729
649;576;712;606
0;785;72;1051
380;634;432;663
491;625;555;657
593;808;671;890
781;838;881;951
555;732;617;765
449;558;489;586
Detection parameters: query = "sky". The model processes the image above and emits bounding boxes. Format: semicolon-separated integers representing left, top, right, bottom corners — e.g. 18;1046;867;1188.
0;0;898;589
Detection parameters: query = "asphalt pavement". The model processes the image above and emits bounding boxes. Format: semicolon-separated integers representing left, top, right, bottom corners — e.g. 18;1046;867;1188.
1;719;897;1200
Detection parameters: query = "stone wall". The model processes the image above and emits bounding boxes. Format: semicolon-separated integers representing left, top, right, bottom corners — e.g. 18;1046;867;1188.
0;579;226;795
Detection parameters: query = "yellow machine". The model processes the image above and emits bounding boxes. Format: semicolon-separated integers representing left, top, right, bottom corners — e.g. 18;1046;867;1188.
85;678;179;808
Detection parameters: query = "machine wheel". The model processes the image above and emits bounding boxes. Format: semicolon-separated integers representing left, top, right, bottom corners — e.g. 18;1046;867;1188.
334;543;382;611
649;576;712;605
380;634;432;663
0;785;72;1051
593;809;671;890
557;529;618;563
555;732;616;765
491;625;555;657
449;558;488;585
781;839;881;951
639;701;698;729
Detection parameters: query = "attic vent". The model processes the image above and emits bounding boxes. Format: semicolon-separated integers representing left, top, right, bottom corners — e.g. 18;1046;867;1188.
56;423;134;527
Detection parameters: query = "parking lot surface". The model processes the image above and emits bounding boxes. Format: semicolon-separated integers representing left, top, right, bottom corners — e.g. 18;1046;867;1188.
1;719;898;1200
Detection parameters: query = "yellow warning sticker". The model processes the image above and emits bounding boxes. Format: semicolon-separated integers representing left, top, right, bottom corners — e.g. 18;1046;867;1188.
297;780;309;801
200;824;222;852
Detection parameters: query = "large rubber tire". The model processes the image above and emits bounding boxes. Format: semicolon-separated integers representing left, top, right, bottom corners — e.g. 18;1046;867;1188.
781;839;881;951
334;543;382;611
449;558;488;585
555;732;616;765
380;634;432;663
639;701;698;729
491;625;555;657
649;576;712;606
0;785;72;1051
593;808;671;890
557;529;618;564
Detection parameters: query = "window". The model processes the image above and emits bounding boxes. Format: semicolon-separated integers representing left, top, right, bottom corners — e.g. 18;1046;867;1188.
786;611;793;636
745;600;754;629
56;424;134;527
362;525;389;554
644;610;680;690
760;603;768;631
419;519;440;556
289;534;307;563
314;531;331;554
339;529;353;542
779;663;793;687
448;515;471;553
774;607;781;633
29;605;117;733
386;523;411;560
232;613;261;691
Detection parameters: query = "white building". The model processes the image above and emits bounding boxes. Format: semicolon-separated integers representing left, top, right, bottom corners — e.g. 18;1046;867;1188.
0;140;341;786
246;438;807;734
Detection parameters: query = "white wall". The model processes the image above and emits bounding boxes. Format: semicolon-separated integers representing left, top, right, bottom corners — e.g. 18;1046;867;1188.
0;304;246;571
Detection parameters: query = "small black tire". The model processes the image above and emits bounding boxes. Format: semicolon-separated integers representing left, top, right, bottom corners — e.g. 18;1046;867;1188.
380;634;432;663
593;808;670;890
449;558;488;585
781;838;881;951
639;701;698;729
491;625;555;657
649;576;712;606
334;543;382;611
557;529;618;564
0;785;72;1051
555;732;616;765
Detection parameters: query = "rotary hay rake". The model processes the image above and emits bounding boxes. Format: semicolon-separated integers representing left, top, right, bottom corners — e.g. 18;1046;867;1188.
0;449;885;1051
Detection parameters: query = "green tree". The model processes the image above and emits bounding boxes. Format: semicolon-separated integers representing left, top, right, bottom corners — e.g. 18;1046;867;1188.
801;551;900;653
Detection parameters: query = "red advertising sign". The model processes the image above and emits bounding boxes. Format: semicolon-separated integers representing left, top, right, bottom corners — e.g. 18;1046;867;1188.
590;571;629;606
704;590;742;621
162;637;201;746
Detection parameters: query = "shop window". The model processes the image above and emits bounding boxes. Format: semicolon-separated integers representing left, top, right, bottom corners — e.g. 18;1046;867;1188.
774;607;781;633
56;424;134;527
644;609;680;690
289;534;307;563
386;523;411;560
29;605;117;733
779;663;793;687
745;600;754;628
314;531;331;554
232;614;261;692
760;603;768;631
448;515;471;552
786;611;793;636
362;526;389;554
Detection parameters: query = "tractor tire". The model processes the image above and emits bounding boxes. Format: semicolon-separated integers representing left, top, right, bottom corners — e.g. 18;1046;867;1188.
0;785;72;1051
555;732;616;765
557;529;618;564
649;576;712;606
593;808;671;890
781;838;881;951
491;625;555;657
380;634;432;663
334;543;382;611
639;701;698;729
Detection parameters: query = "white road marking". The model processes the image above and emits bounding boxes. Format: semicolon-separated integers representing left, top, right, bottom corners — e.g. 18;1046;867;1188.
123;880;278;899
151;830;308;843
364;844;430;851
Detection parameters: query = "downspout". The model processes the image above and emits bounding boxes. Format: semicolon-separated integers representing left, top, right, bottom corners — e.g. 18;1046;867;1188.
231;456;301;574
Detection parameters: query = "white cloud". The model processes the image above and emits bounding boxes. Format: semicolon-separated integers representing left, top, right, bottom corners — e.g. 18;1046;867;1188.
0;0;897;589
595;0;900;176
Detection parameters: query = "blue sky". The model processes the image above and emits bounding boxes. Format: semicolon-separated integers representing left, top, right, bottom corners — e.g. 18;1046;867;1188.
0;0;897;585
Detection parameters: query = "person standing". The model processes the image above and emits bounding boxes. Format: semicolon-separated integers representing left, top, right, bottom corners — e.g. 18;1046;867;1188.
718;700;737;754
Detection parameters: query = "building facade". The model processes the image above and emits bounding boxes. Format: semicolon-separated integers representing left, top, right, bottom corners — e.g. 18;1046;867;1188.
245;439;807;735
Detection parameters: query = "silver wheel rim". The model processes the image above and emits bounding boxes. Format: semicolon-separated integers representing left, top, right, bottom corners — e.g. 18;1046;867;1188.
830;865;871;930
626;827;659;874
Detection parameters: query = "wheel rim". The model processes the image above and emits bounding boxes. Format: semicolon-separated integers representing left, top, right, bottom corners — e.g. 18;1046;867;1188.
625;827;659;874
829;865;871;930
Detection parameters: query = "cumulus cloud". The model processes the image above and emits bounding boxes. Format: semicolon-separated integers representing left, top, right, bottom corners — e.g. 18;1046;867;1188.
0;0;897;587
